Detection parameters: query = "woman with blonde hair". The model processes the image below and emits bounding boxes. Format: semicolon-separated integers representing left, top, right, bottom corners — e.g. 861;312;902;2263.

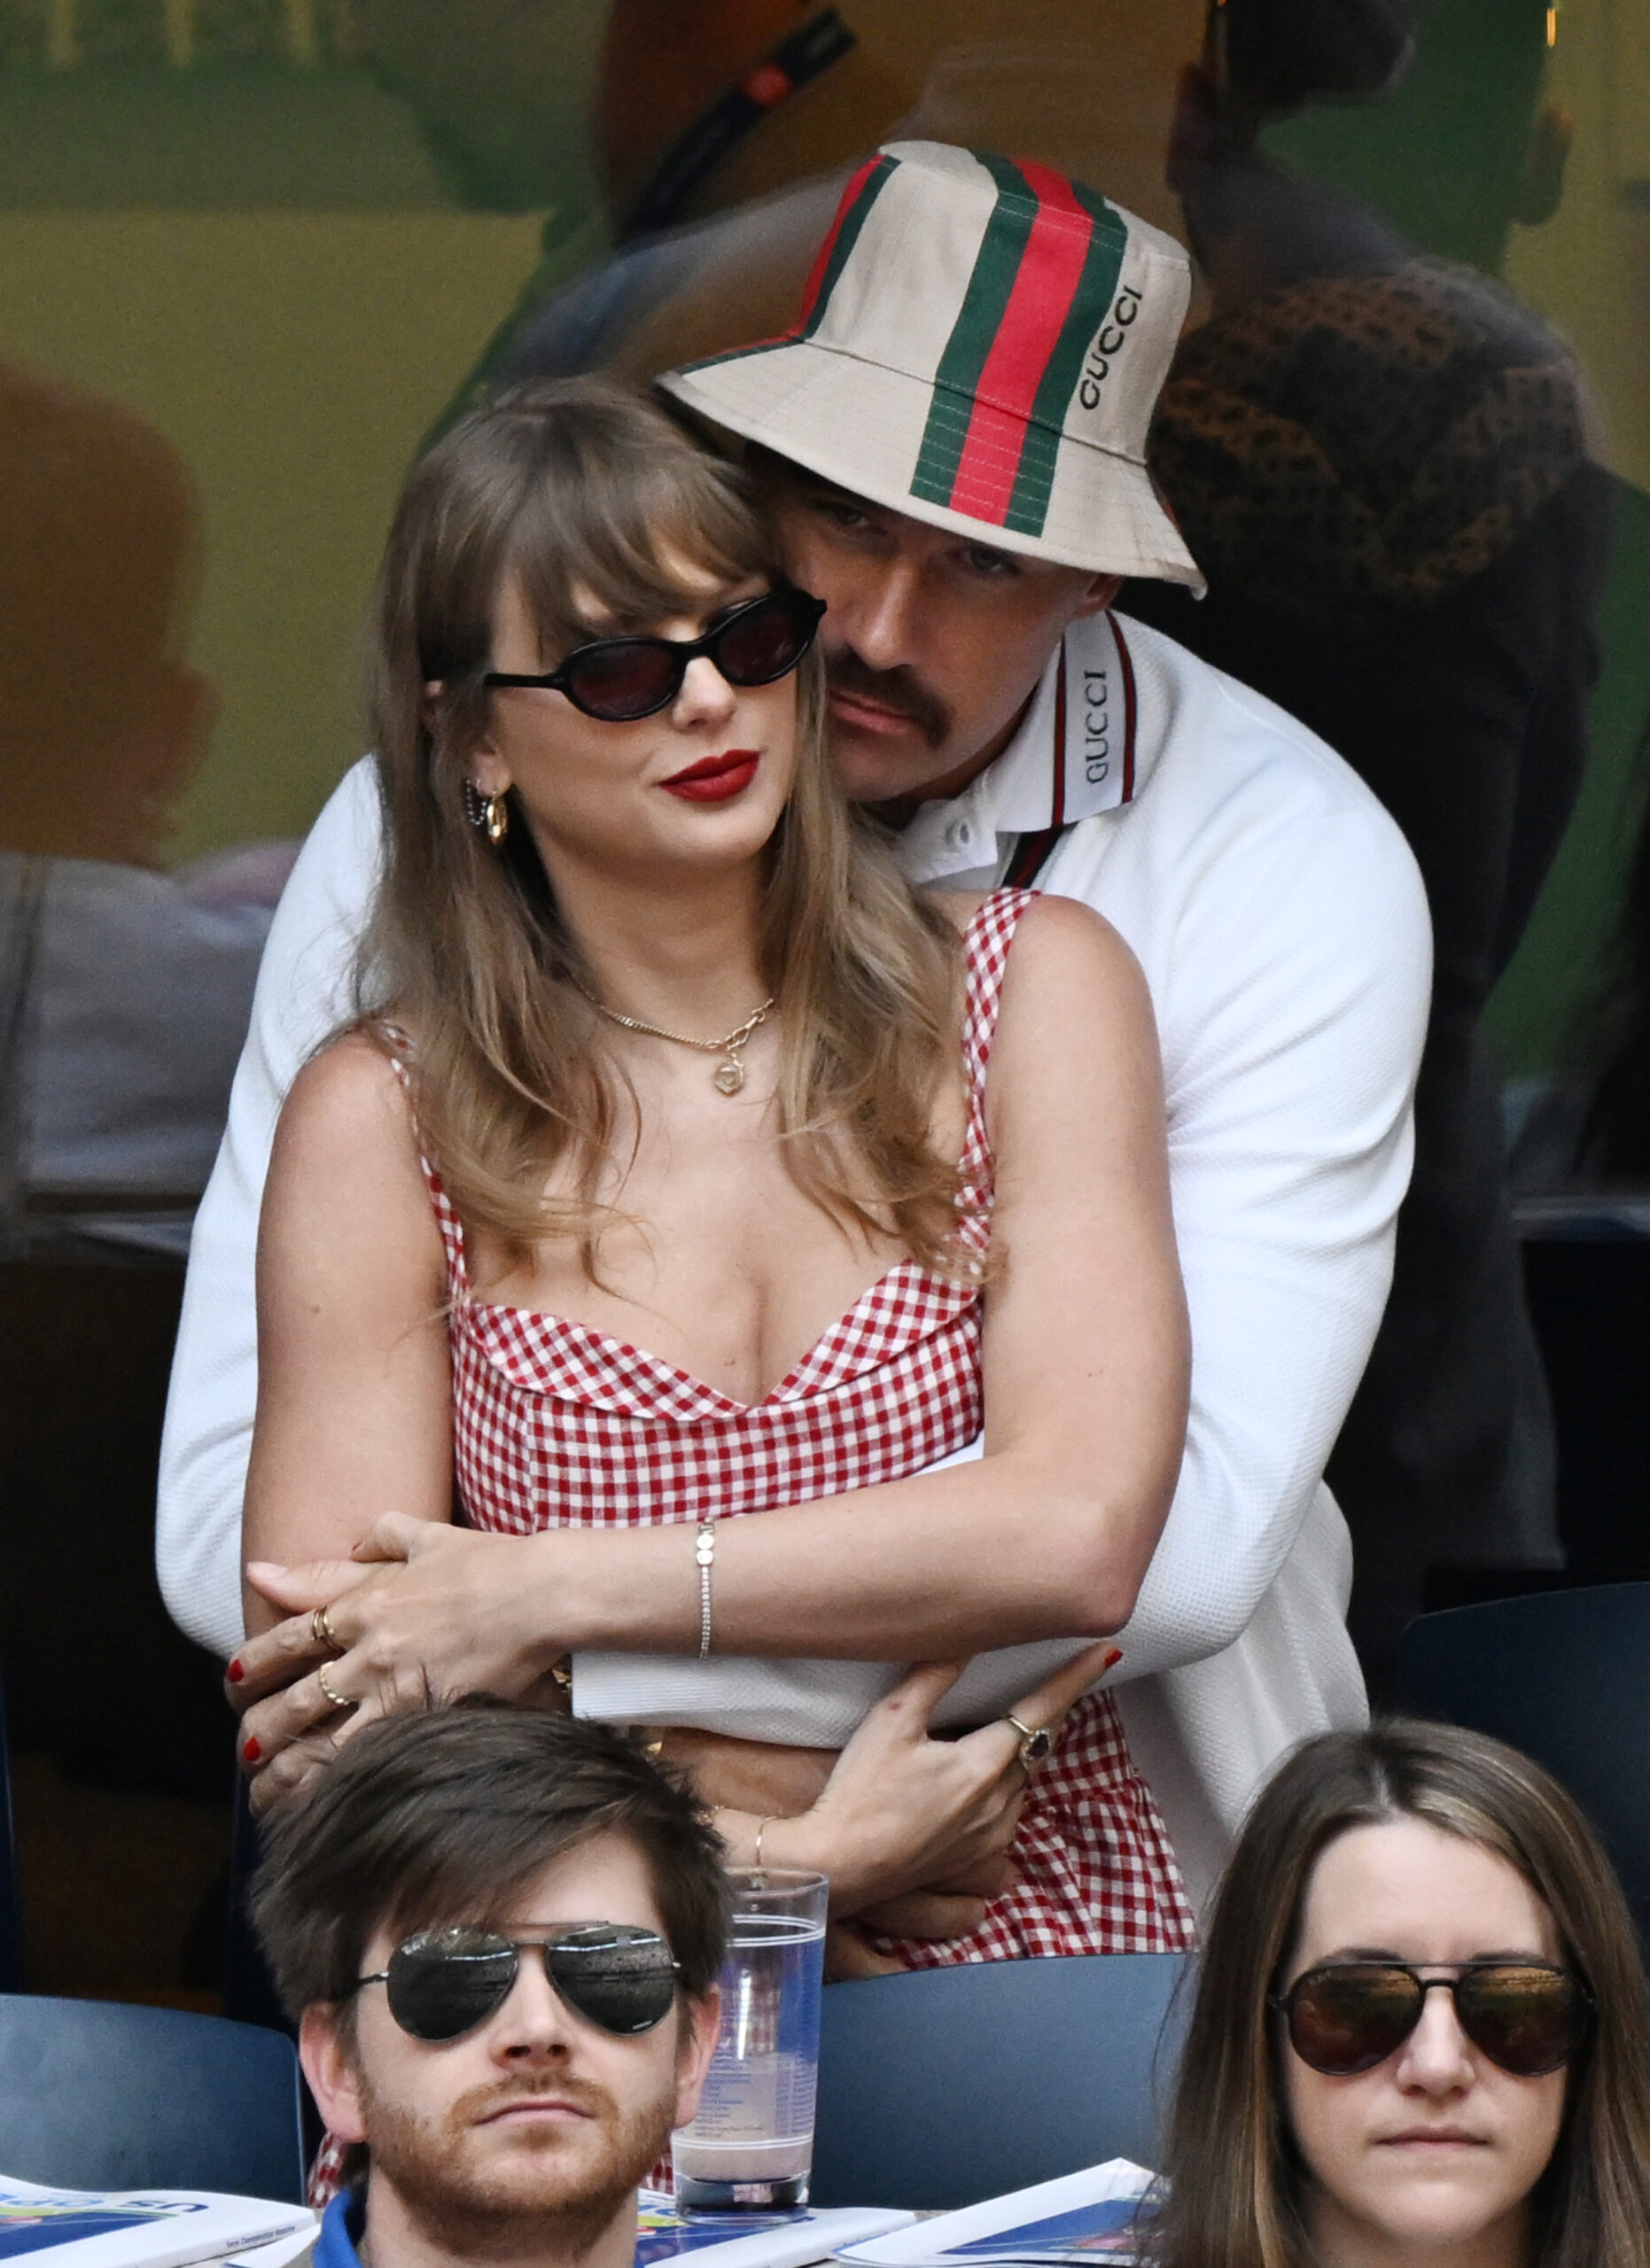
1150;1718;1650;2268
229;374;1193;1971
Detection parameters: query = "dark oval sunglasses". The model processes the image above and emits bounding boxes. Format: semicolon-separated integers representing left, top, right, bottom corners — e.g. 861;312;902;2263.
350;1923;681;2044
482;584;827;724
1273;1960;1592;2078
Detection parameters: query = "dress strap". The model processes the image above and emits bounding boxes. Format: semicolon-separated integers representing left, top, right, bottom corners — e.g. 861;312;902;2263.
956;887;1035;1216
374;1021;471;1301
961;887;1035;1092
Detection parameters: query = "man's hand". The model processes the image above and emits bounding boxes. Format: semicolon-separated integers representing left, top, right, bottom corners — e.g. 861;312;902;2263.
762;1643;1120;1922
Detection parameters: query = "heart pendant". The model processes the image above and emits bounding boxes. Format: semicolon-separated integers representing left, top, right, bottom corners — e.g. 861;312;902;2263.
714;1060;746;1096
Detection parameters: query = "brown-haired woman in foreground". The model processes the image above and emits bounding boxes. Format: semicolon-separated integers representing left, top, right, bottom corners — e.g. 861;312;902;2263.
1150;1719;1650;2268
230;376;1192;1970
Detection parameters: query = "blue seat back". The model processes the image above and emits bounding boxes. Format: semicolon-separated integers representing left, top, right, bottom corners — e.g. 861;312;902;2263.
811;1952;1193;2210
0;1994;306;2201
1396;1583;1650;1938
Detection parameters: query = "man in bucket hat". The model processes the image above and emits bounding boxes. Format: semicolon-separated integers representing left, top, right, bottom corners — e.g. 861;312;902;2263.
159;144;1428;1911
665;145;1201;591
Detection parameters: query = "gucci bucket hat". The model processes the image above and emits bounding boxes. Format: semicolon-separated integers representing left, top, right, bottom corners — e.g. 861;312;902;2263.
661;138;1204;588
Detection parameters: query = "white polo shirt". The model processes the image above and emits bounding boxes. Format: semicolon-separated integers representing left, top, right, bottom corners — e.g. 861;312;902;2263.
903;613;1430;1896
156;610;1428;1907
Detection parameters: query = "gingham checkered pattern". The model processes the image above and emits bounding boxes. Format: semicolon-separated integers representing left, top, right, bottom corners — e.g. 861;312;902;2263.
309;891;1191;2204
432;893;1028;1535
865;1689;1195;1965
308;2136;347;2210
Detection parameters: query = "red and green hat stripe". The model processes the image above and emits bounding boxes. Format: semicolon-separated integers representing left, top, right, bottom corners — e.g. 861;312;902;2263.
790;148;899;341
911;158;1127;539
689;149;899;369
682;147;1131;543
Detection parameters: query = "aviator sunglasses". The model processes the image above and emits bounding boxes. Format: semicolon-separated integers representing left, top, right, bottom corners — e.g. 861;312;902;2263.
350;1922;681;2044
482;583;827;723
1273;1960;1592;2078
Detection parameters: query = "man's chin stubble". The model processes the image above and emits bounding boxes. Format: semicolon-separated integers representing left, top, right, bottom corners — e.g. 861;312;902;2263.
366;2087;677;2264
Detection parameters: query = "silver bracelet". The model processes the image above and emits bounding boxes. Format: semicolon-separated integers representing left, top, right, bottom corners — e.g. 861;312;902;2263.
696;1519;716;1658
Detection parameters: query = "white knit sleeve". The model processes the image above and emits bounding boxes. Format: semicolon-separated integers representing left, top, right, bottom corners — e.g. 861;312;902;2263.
155;759;385;1657
1110;784;1432;1686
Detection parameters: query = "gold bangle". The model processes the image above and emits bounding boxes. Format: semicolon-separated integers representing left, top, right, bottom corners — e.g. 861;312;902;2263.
706;1809;778;1872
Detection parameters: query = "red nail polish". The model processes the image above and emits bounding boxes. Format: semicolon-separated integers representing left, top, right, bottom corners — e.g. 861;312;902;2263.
227;1658;244;1684
242;1737;261;1766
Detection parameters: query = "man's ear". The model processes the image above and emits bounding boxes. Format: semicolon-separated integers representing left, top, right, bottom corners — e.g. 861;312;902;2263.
671;1985;722;2132
300;2005;369;2147
1073;572;1125;623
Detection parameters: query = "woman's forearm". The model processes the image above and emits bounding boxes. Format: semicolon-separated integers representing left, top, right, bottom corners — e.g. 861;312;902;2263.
533;1442;1173;1664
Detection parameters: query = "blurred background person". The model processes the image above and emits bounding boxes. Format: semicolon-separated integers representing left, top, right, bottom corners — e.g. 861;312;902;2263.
0;359;292;1262
1121;0;1614;1695
350;0;1206;420
0;359;293;1803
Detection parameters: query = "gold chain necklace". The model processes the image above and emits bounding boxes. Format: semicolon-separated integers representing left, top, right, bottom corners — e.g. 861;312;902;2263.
577;986;775;1096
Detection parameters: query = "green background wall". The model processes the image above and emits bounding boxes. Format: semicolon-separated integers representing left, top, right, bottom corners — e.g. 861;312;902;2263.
0;53;597;859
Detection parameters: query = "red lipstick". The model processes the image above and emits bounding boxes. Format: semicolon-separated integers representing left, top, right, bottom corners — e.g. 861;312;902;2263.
661;750;759;802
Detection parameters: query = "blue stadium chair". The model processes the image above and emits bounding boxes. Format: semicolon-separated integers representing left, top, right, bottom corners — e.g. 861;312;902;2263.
1395;1583;1650;1939
810;1952;1193;2210
0;1677;19;1992
0;1994;306;2201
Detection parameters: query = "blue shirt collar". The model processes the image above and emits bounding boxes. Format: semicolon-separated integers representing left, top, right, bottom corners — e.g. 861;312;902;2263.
315;2192;366;2268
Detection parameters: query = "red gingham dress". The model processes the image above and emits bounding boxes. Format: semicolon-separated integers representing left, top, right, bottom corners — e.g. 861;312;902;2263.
307;892;1192;2205
424;886;1192;1963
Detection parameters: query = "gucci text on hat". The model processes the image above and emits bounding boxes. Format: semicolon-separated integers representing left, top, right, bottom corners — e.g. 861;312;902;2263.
661;139;1203;589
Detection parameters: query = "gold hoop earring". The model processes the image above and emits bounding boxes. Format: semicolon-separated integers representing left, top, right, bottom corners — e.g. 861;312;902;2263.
463;780;510;847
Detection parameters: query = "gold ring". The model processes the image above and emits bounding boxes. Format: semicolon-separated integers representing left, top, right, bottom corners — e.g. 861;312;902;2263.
1004;1712;1055;1769
315;1662;354;1713
310;1603;341;1654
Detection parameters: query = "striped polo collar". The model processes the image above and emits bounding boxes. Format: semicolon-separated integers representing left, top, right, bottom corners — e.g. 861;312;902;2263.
896;611;1150;884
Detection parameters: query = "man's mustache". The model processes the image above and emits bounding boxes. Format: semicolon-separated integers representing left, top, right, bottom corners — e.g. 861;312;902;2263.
456;2071;617;2131
825;649;953;750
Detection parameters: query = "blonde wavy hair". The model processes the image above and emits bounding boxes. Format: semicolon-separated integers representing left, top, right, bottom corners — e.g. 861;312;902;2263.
360;376;969;1273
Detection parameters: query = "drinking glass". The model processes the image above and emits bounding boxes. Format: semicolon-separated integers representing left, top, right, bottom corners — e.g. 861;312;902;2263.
672;1868;829;2213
